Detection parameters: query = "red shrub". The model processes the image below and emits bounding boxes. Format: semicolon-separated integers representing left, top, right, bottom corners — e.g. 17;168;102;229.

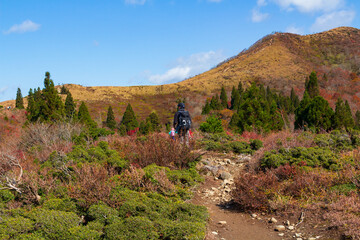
232;170;278;211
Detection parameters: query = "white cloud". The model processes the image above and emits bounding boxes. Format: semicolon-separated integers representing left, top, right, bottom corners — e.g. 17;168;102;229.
257;0;268;7
0;87;8;95
125;0;147;5
252;9;269;22
273;0;344;13
148;51;225;84
4;20;40;34
286;25;304;34
310;10;355;32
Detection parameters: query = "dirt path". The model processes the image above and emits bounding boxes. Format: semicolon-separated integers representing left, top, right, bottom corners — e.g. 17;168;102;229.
190;152;280;240
191;177;279;240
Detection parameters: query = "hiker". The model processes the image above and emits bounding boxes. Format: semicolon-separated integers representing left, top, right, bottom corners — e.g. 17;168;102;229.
169;127;176;140
173;103;192;145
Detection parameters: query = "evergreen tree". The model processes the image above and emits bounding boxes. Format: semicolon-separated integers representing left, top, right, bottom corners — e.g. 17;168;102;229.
148;112;161;132
305;71;320;98
333;97;346;129
120;104;138;131
230;87;241;110
106;106;116;130
210;94;222;110
27;72;65;122
266;86;273;105
202;99;211;115
220;86;228;109
229;112;240;130
60;85;69;94
15;88;24;109
238;81;244;95
78;102;96;127
64;92;76;119
290;88;300;112
344;100;355;129
118;124;127;136
355;111;360;129
301;96;334;132
294;91;311;129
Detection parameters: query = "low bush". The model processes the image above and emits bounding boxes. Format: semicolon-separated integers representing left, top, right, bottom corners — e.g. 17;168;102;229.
261;147;338;169
199;115;224;133
88;202;119;225
105;217;158;240
42;198;77;213
0;189;15;203
110;133;200;169
0;216;34;238
28;209;80;240
68;226;102;240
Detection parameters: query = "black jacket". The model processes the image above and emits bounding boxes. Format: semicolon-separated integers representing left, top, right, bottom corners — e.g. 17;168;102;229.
173;109;191;128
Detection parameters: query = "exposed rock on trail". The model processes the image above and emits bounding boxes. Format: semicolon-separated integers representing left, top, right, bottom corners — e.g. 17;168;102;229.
191;152;279;240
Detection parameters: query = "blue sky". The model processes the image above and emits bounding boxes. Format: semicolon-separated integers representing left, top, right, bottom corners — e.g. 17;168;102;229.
0;0;359;102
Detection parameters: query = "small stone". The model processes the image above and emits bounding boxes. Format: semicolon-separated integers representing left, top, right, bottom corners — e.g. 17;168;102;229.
287;226;294;230
219;171;232;180
308;238;317;240
212;231;218;235
269;217;278;223
274;225;286;231
295;233;302;237
278;233;284;237
251;213;257;218
218;221;227;225
296;238;302;240
285;220;291;226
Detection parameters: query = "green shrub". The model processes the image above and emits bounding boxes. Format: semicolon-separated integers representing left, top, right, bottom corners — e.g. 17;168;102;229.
201;140;228;152
167;167;203;187
331;183;357;195
42;198;77;213
88;203;119;225
261;147;338;169
13;232;46;240
226;141;253;154
169;203;208;223
68;141;128;170
68;226;102;240
0;189;15;203
105;217;159;240
199;115;224;133
250;139;263;150
0;216;34;238
28;209;79;240
160;221;206;240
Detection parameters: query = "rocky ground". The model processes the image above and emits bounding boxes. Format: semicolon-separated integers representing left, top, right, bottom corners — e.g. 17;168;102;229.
190;151;340;240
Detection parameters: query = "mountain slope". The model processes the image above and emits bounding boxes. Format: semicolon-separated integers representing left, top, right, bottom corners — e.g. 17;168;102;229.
2;27;360;121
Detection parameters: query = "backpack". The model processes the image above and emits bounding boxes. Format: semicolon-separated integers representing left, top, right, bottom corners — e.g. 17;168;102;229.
178;110;192;130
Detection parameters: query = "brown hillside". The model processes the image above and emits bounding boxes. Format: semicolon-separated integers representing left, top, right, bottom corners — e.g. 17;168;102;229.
2;27;360;123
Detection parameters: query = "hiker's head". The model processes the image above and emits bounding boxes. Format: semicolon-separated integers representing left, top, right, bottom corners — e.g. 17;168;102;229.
178;103;185;109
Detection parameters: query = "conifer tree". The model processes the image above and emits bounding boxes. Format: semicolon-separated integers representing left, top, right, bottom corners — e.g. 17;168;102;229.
78;102;96;127
301;96;333;132
210;94;221;110
333;97;346;129
148;112;161;132
238;82;243;95
120;103;138;131
230;87;240;110
266;86;273;105
64;92;76;119
220;86;228;109
355;111;360;129
15;88;24;109
42;72;65;121
305;71;320;98
202;99;211;115
229;112;240;130
294;91;311;129
106;106;116;130
290;88;300;112
344;100;355;129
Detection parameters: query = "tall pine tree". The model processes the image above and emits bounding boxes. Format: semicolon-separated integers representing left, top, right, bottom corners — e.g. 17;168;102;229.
65;92;76;119
15;88;24;109
78;102;96;127
220;86;228;109
230;86;241;110
120;103;138;131
305;71;320;98
106;106;116;130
